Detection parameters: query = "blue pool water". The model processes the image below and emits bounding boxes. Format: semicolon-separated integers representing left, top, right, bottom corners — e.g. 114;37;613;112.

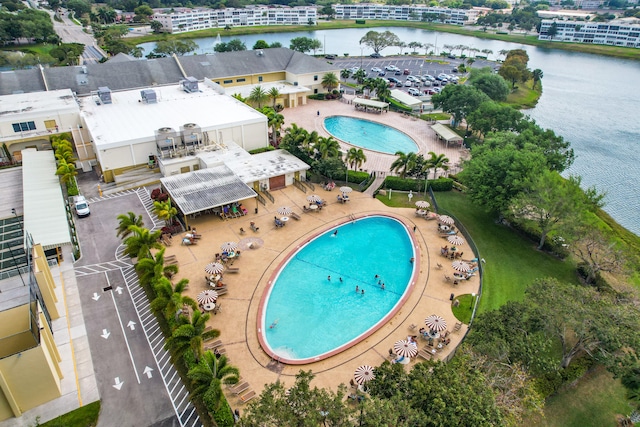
324;116;419;155
262;216;415;361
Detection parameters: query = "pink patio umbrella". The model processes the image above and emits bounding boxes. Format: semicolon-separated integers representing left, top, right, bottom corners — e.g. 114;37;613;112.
447;235;465;246
220;242;237;252
393;340;418;358
277;206;292;216
451;260;471;272
415;200;430;209
424;315;447;332
353;365;375;385
204;262;224;275
438;215;455;225
197;290;219;305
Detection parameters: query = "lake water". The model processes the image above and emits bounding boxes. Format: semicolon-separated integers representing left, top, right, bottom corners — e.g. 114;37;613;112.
139;28;640;235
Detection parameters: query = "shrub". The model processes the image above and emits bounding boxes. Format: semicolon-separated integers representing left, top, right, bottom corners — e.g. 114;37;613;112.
347;170;370;183
308;93;326;100
429;178;454;191
157;192;169;202
249;146;275;154
384;176;453;192
355;20;366;24
560;355;594;384
533;371;563;398
212;402;235;427
150;188;162;200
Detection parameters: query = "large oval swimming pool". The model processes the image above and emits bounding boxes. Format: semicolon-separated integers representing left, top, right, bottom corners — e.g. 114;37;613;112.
324;116;419;155
258;215;417;364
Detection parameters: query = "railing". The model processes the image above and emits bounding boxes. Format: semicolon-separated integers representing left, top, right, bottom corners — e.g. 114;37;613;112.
358;172;375;191
256;193;267;206
292;178;307;193
301;177;315;191
262;189;274;204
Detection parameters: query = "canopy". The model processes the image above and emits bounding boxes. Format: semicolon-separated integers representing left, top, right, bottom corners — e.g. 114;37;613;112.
353;97;389;111
390;89;422;108
431;123;463;148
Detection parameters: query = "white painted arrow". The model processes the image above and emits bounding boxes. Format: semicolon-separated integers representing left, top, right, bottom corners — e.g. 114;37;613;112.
100;329;110;339
143;366;154;379
115;286;123;295
127;321;136;331
92;292;100;301
113;377;124;390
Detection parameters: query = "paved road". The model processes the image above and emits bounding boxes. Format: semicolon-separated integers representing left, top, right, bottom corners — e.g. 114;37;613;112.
74;185;201;427
50;8;106;63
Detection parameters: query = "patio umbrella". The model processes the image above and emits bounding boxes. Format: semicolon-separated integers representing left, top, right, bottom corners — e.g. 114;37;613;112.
451;260;471;272
354;365;375;385
204;262;224;275
438;215;455;225
307;195;322;203
220;241;237;252
197;290;219;305
415;200;430;209
393;340;418;358
447;235;465;245
424;315;447;332
340;186;353;194
277;206;292;216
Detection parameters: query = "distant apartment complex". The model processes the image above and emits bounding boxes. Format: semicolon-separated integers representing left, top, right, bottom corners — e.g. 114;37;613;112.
538;19;640;48
331;4;473;25
153;6;317;34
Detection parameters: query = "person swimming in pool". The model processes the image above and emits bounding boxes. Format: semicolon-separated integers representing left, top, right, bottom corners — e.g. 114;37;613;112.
332;230;338;237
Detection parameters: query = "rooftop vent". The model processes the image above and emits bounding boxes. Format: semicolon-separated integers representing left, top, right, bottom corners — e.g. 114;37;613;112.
180;76;199;93
97;87;112;104
81;65;88;74
256;49;264;56
140;89;157;104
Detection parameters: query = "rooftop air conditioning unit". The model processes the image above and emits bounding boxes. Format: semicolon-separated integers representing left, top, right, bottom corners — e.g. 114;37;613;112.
141;89;157;104
81;65;88;74
97;87;112;104
256;49;264;56
181;76;199;93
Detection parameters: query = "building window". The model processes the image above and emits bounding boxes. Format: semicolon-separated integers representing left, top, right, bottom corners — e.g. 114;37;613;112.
237;78;246;82
314;75;318;81
258;76;263;82
12;121;36;132
314;89;318;94
223;79;233;84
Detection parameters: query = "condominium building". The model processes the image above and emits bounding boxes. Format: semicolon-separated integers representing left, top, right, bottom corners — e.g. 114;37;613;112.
153;5;317;34
538;19;640;48
331;4;471;25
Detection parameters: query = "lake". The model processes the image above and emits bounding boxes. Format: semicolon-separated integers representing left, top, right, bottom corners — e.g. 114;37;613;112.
139;28;640;235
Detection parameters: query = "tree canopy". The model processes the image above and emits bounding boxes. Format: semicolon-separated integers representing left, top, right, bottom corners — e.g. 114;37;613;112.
431;85;490;128
289;36;322;54
359;30;400;54
469;68;511;101
214;38;246;52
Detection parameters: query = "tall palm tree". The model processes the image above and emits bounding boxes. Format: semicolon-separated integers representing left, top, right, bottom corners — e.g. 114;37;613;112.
116;211;144;239
247;85;269;108
424;151;450;179
55;158;77;185
280;123;309;152
267;87;281;109
136;247;178;286
123;225;163;259
165;311;219;362
340;69;351;80
362;77;375;97
151;276;194;320
267;111;285;147
423;43;434;55
481;49;493;57
321;72;339;92
373;78;391;101
532;69;544;89
353;69;366;84
315;136;341;160
54;144;77;164
346;147;367;171
188;351;239;410
389;151;418;179
153;199;177;227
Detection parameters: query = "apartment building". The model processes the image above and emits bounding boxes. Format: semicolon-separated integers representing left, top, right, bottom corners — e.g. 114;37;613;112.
538;19;640;48
332;3;471;25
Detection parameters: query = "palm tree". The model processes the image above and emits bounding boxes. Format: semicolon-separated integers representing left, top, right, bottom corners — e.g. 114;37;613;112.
153;199;177;227
165;311;219;362
315;136;341;160
55;159;77;185
532;69;544;89
267;87;281;109
362;77;375;97
353;69;366;84
397;41;407;55
116;211;144;239
188;351;240;410
247;85;269;108
466;58;475;66
374;79;391;101
481;48;493;57
54;144;77;164
340;69;351;80
498;49;510;60
321;72;339;92
303;130;319;157
423;43;434;55
408;41;422;53
280;123;309;152
151;276;194;321
123;225;163;259
389;151;418;179
267;111;285;147
346;147;367;171
424;151;450;179
136;247;178;286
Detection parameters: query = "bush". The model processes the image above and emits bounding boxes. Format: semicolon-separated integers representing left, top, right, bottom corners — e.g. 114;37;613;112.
384;176;453;192
347;170;369;183
534;371;563;398
308;93;326;100
212;402;235;427
560;355;594;384
249;146;275;154
429;178;454;191
150;188;162;200
355;20;366;24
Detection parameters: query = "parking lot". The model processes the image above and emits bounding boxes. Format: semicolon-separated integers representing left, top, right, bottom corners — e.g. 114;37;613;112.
332;55;495;97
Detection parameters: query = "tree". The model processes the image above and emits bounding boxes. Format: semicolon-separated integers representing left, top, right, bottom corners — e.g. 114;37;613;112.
359;30;400;54
431;85;490;129
133;5;154;22
214;39;246;52
116;211;144;239
66;0;91;16
546;22;558;40
340;69;351;80
55;158;77;185
123;225;163;259
152;39;197;57
153;199;177;226
321;72;339;92
188;351;239;411
269;41;282;48
309;39;322;55
408;41;422;53
390;151;418;179
136;248;178;287
345;147;367;171
466;102;523;138
320;4;336;19
253;40;270;50
150;275;194;321
314;157;346;181
314;136;340;160
396;41;407;55
509;171;603;249
262;108;284;147
532;68;543;89
150;20;163;33
498;65;521;89
49;43;85;66
266;87;281;110
353;69;366;84
165;310;218;363
470;73;511;101
424;151;449;179
289;37;321;53
248;86;269;109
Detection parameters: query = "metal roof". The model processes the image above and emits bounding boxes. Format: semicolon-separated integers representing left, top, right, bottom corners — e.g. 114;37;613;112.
431;123;463;142
21;149;72;250
353;97;389;109
390;89;422;107
0;168;23;221
160;164;257;215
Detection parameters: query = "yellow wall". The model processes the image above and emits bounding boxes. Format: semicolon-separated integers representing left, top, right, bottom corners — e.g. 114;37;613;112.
0;305;36;359
212;71;286;88
33;244;60;319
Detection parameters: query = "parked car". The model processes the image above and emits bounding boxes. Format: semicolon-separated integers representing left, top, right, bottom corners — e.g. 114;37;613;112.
408;88;421;96
370;53;382;58
324;54;336;60
394;70;402;75
432;87;442;93
403;69;411;75
73;195;90;218
423;81;432;87
387;77;401;84
425;75;435;81
424;88;436;95
385;65;399;71
404;81;413;87
371;67;382;73
432;81;440;86
407;75;419;82
378;71;386;77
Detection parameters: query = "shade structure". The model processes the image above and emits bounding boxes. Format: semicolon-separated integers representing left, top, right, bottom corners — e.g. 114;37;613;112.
354;365;375;385
340;186;353;194
451;260;471;272
197;290;218;305
307;194;322;203
204;262;224;275
447;235;465;245
438;215;455;225
415;200;430;209
220;241;237;252
277;206;292;216
393;340;418;358
424;315;447;332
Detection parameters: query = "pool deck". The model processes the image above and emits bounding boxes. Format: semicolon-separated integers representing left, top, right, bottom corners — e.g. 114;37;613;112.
161;100;479;405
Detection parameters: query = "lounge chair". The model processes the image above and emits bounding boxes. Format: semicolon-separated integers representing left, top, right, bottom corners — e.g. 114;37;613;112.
225;266;240;273
240;390;257;403
453;322;462;332
231;205;241;217
417;350;433;360
290;212;301;220
232;382;250;395
303;206;311;212
204;339;222;347
216;288;228;296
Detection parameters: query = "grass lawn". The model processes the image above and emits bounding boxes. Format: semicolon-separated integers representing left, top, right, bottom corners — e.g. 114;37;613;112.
531;366;633;427
420;112;450;121
451;293;474;323
40;401;100;427
505;80;542;109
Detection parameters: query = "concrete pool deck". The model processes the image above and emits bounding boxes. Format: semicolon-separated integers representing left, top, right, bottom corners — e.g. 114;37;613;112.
160;100;479;405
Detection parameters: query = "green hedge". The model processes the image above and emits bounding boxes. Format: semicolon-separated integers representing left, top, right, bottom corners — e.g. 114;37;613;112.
248;146;275;154
384;176;453;192
347;170;369;183
212;403;235;427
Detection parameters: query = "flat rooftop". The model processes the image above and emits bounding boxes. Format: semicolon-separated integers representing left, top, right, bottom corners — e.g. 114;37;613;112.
225;81;310;99
0;89;77;119
79;80;267;150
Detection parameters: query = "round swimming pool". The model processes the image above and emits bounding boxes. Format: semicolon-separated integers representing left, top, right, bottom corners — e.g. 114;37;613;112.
324;116;419;155
258;215;417;364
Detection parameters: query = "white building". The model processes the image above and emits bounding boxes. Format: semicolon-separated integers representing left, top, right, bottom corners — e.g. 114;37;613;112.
332;4;471;25
153;5;317;34
538;19;640;48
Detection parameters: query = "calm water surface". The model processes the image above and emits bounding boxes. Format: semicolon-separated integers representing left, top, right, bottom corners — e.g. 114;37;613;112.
139;28;640;235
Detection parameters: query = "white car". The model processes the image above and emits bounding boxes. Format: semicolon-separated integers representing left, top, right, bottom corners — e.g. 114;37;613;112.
432;87;442;93
404;81;413;87
408;88;421;96
407;75;419;82
350;67;360;73
425;75;436;81
385;65;399;71
371;67;382;73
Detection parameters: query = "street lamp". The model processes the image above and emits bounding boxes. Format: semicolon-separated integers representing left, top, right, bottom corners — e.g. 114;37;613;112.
360;46;364;70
